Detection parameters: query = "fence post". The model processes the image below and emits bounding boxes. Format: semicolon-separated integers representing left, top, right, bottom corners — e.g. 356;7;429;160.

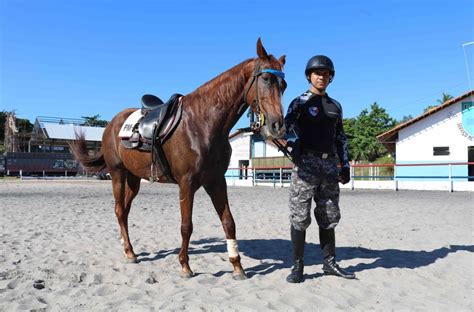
43;170;45;180
279;167;283;187
20;169;23;180
393;164;398;191
252;168;255;186
350;165;355;190
448;164;453;192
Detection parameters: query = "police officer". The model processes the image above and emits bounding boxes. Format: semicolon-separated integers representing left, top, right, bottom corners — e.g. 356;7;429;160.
285;55;355;283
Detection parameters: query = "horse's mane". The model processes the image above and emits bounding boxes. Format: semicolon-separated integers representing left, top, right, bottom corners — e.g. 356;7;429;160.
189;58;254;106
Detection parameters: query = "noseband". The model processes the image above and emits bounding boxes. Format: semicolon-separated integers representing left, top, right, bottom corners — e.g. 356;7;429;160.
243;62;286;132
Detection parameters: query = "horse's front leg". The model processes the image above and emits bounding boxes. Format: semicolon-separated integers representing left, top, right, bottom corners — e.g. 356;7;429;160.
204;176;247;280
178;181;197;278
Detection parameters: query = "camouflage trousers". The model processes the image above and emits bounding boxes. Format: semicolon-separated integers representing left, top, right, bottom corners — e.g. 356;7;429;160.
289;152;341;231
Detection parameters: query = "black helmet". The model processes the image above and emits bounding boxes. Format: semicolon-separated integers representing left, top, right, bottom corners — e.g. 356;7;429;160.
305;55;335;79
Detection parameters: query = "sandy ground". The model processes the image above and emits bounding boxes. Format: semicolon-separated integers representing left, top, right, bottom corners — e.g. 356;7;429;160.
0;180;472;311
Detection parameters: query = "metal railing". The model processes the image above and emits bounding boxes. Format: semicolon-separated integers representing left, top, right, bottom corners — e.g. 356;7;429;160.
225;162;474;191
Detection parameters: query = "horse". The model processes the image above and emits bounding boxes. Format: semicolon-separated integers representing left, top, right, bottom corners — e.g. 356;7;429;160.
70;38;287;280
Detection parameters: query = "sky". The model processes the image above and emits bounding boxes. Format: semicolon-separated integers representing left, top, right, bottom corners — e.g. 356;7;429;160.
1;0;473;131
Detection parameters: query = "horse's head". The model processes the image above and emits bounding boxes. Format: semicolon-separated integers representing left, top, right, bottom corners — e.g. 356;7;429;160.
244;38;287;140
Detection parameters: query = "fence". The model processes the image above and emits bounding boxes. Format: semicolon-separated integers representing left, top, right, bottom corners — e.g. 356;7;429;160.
225;162;474;192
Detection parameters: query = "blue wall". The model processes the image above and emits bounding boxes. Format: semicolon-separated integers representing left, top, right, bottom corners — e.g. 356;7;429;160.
396;161;469;181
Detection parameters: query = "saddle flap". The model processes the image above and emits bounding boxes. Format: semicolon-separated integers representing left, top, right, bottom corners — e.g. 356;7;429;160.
118;110;143;138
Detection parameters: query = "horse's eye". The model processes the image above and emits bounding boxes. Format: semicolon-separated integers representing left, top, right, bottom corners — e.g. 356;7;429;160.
262;76;270;83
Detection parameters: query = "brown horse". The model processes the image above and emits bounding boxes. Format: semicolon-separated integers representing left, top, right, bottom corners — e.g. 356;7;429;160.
70;38;286;279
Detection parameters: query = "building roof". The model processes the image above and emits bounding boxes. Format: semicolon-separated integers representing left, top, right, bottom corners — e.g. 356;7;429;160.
377;90;474;149
34;116;105;141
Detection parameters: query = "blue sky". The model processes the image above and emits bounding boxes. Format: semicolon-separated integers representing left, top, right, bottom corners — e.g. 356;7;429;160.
1;0;473;130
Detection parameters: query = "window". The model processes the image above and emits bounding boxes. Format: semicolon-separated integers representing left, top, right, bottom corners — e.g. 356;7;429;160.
433;146;450;156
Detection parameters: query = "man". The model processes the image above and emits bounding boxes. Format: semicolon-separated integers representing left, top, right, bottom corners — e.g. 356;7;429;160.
285;55;355;283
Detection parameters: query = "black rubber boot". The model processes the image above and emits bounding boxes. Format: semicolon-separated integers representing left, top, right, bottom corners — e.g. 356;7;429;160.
286;226;306;283
320;228;356;279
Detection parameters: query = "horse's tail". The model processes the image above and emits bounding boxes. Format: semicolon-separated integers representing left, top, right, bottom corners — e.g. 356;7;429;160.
69;132;106;172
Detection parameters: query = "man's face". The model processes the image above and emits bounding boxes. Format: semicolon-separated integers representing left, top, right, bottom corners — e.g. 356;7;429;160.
309;69;332;90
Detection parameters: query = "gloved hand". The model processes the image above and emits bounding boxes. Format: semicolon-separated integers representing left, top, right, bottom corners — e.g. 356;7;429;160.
338;166;350;184
286;140;301;163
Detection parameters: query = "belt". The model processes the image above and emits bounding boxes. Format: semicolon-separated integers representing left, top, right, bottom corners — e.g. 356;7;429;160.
302;149;335;159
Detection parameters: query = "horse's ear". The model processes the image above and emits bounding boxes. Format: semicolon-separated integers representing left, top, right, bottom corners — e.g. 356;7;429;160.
279;55;286;66
256;37;269;60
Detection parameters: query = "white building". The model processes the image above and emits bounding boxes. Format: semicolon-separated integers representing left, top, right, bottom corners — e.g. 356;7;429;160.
227;130;289;185
377;90;474;188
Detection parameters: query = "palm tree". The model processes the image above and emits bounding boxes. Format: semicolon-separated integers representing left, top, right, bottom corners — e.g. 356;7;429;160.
82;114;108;127
436;93;454;104
424;93;454;112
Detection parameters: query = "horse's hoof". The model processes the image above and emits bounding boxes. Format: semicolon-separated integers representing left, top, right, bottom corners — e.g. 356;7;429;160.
125;257;138;264
180;270;194;278
232;272;247;280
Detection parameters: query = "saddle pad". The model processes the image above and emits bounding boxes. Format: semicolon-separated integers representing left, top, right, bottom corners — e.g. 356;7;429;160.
118;109;142;138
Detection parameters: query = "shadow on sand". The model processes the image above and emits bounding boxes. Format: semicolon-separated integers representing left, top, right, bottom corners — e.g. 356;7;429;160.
138;238;474;279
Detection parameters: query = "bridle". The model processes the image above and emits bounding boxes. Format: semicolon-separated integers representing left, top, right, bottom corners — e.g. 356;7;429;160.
242;61;286;133
240;61;296;166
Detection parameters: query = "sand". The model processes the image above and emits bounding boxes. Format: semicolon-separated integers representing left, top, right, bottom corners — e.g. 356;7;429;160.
0;181;472;311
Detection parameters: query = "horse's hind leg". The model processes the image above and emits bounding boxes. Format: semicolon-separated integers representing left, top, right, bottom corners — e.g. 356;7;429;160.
110;169;140;263
178;181;198;278
204;177;247;280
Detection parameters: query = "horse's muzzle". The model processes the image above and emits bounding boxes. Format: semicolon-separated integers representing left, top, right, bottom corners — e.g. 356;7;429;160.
263;117;286;139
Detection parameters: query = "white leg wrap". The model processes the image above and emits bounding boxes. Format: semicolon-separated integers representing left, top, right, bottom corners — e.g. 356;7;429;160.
227;239;239;258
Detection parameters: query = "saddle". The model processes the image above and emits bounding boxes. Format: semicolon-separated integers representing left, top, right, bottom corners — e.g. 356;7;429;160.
119;93;183;182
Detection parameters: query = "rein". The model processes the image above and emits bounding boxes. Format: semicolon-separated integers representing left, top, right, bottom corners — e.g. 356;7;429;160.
271;138;295;163
243;61;286;133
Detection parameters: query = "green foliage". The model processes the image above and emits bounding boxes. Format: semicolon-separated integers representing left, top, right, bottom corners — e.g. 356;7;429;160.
424;93;454;112
0;110;33;140
424;105;437;112
345;102;396;162
16;118;33;133
352;156;395;180
374;155;395;176
398;115;413;124
0;111;6;142
82;114;108;127
436;92;453;104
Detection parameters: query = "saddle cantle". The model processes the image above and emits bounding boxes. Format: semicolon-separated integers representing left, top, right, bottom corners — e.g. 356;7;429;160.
141;94;164;112
119;93;183;182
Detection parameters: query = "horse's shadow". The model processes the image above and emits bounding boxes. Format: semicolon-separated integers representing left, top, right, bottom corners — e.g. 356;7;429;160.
138;238;474;279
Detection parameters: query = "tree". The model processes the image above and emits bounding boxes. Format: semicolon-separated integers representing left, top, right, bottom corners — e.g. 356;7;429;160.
398;115;413;124
436;92;453;104
16;118;33;133
82;114;108;127
349;102;397;162
0;111;6;144
423;105;437;112
0;111;33;150
424;93;454;112
342;117;356;160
